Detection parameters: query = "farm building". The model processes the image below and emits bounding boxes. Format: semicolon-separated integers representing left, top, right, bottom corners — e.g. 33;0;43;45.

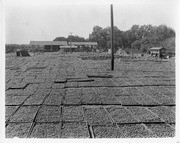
59;45;78;53
30;41;68;52
150;47;166;58
71;42;98;52
30;41;98;52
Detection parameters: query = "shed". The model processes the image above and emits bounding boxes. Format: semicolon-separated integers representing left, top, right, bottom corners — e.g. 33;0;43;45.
59;45;78;53
30;41;68;52
150;47;166;58
60;45;78;49
71;42;98;52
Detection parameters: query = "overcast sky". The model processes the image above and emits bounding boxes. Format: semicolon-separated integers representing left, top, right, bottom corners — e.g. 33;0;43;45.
4;0;179;44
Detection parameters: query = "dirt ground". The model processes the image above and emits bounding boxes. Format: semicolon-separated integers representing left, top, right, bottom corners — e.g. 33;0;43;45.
5;52;175;138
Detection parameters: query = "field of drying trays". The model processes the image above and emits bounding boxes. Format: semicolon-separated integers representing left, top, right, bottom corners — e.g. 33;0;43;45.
5;52;175;138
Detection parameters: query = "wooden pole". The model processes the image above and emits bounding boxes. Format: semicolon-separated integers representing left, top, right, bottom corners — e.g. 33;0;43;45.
131;45;133;58
111;4;114;70
70;32;72;53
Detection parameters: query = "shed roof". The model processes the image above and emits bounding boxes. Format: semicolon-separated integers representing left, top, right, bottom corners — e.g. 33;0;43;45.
60;45;78;49
30;41;68;46
71;42;98;46
150;47;165;50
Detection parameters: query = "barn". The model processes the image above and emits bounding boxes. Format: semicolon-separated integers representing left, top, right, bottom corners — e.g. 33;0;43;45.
30;41;68;52
30;41;98;52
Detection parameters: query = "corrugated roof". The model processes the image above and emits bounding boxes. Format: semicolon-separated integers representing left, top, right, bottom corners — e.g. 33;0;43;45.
150;47;165;50
71;42;98;46
30;41;68;46
60;46;78;49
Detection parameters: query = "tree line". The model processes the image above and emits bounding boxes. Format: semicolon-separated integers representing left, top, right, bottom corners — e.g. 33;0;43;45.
54;24;175;54
88;24;175;53
6;24;175;54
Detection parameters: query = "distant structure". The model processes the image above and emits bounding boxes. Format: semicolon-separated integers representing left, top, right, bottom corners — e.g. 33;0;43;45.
71;42;98;52
150;47;166;58
59;45;78;53
16;49;30;57
30;41;98;52
30;41;67;52
115;48;128;56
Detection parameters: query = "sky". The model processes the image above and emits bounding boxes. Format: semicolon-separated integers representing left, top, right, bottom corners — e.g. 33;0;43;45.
4;0;179;44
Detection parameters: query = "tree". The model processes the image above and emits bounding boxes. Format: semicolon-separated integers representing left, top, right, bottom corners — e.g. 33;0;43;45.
89;25;123;51
121;30;136;49
131;40;141;52
160;37;175;54
53;35;85;42
67;35;85;42
53;37;67;41
89;26;105;50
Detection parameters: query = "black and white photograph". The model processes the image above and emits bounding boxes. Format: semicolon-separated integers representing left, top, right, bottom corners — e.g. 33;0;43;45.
2;0;179;142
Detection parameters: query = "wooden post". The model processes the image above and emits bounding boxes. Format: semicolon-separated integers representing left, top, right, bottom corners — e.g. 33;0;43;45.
111;4;114;70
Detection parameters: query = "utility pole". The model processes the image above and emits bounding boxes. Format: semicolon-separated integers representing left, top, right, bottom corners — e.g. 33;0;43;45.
70;32;72;53
120;39;124;58
110;4;114;70
131;45;133;58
